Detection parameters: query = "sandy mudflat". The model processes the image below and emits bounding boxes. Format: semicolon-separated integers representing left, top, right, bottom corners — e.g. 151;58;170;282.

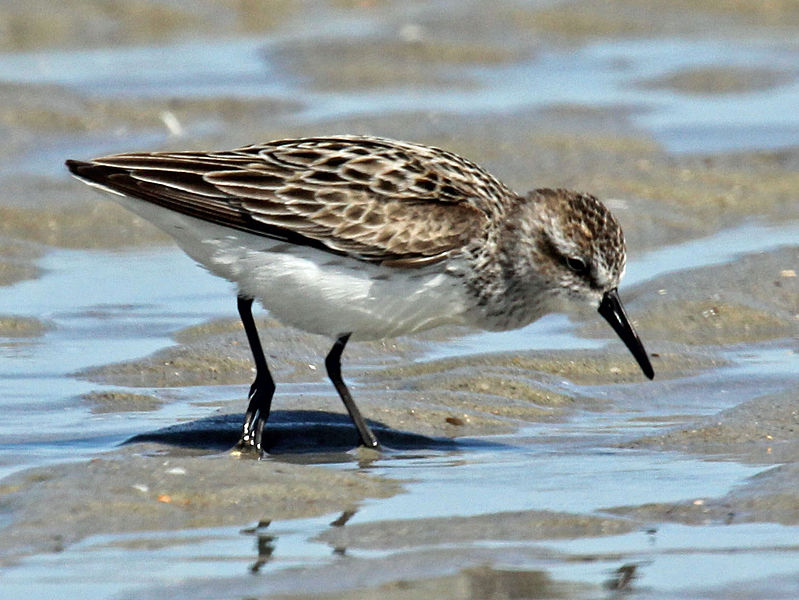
0;0;798;597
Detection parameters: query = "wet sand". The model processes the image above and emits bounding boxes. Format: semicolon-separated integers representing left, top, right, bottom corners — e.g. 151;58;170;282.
1;0;799;597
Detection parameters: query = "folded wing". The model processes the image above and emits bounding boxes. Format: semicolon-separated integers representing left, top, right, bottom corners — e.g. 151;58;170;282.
66;136;503;268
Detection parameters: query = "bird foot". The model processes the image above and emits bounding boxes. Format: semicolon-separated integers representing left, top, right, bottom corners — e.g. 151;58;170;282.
235;418;266;456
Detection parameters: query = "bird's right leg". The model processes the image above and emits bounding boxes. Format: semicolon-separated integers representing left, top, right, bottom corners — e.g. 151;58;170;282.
237;296;275;452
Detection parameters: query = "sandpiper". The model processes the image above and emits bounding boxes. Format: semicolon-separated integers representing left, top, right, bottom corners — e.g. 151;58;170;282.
66;135;654;451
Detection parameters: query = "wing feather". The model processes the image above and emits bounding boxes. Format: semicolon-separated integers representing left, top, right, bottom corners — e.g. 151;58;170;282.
66;136;513;267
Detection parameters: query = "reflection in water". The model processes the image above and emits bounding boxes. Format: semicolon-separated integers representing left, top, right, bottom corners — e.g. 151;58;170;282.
329;509;357;556
604;563;639;591
329;509;356;528
240;510;359;573
241;520;277;574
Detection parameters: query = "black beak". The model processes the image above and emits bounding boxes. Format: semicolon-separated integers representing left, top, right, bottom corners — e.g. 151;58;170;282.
597;288;654;380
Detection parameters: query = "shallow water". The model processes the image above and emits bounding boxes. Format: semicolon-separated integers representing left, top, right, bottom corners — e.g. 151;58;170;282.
0;450;779;600
2;220;798;597
0;249;231;478
2;219;796;477
2;2;799;598
3;30;799;172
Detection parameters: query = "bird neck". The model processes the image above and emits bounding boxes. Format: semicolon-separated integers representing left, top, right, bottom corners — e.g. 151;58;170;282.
458;213;553;332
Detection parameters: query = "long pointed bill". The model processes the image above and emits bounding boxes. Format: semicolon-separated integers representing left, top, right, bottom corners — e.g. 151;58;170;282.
597;288;654;380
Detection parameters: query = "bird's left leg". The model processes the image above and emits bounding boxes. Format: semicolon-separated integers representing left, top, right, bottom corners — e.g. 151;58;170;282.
237;296;276;452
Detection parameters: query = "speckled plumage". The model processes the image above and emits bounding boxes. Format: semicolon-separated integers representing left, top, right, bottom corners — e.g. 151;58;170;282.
66;135;653;451
68;136;507;267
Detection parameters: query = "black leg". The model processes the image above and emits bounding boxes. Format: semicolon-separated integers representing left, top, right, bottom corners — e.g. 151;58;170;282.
237;296;275;452
325;333;380;449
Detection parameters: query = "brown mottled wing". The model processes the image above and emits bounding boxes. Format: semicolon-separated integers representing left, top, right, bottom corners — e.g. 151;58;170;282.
66;136;509;267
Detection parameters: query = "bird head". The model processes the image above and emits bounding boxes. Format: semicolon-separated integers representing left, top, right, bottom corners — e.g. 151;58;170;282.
521;188;654;380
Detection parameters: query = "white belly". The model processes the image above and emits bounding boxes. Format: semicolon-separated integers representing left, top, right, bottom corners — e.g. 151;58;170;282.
114;195;470;340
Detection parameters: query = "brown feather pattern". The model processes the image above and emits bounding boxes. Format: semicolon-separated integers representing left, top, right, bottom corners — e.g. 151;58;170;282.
66;136;520;268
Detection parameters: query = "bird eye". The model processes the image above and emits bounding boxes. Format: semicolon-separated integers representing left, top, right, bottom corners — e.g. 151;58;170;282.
566;256;588;273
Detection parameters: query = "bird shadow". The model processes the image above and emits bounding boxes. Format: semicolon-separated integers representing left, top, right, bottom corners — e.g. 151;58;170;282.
123;410;510;457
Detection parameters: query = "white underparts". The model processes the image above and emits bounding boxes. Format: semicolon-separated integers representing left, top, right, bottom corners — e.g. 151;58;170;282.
107;192;470;340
